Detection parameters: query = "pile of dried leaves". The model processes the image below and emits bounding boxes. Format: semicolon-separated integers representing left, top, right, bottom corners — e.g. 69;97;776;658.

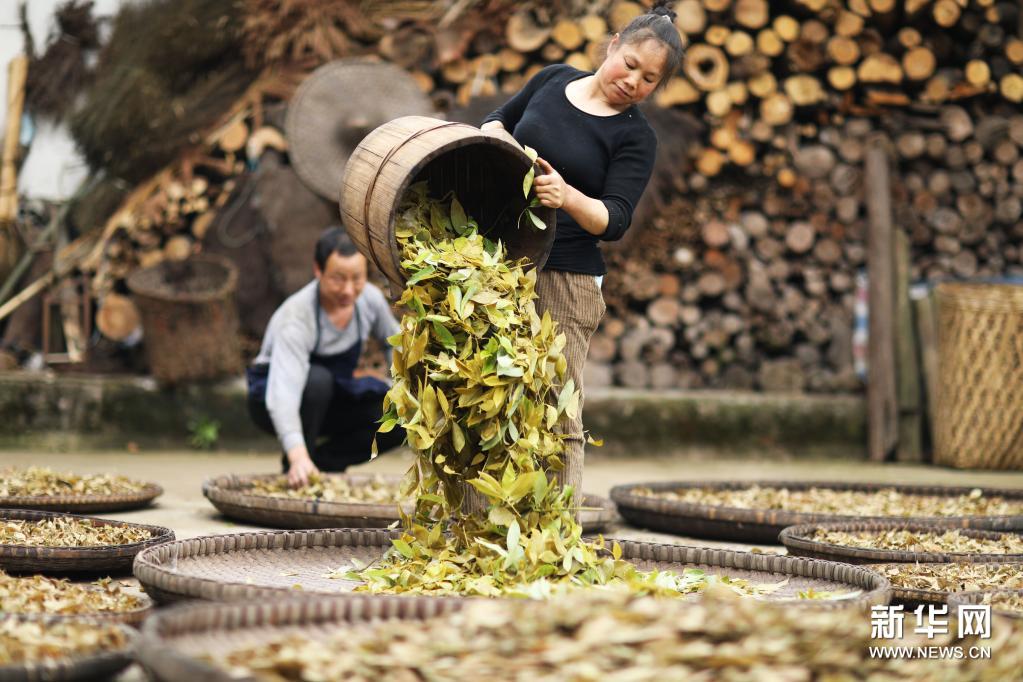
631;484;1023;518
244;474;404;504
870;563;1023;593
346;181;846;602
812;528;1023;555
209;587;1020;681
983;591;1023;614
0;467;149;498
0;518;151;548
0;618;128;665
0;570;142;615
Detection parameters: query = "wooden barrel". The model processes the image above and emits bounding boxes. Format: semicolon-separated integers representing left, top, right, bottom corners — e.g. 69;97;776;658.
339;116;556;287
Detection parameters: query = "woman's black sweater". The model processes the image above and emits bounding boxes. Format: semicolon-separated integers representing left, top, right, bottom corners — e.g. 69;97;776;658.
482;64;657;276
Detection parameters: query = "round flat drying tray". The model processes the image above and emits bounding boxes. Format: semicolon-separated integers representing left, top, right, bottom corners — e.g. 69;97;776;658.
133;528;890;611
948;588;1023;621
203;473;618;533
136;594;461;681
0;589;155;628
0;482;163;513
285;59;434;200
0;509;175;575
610;480;1023;544
781;521;1023;564
866;561;1023;608
0;613;136;681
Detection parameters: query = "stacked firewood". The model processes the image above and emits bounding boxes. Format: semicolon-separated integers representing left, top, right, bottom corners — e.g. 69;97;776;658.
581;0;1023;393
595;105;1023;392
654;0;1023;180
75;0;1023;393
86;72;303;343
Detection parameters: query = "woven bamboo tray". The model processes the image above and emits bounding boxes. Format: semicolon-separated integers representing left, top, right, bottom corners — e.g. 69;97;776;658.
0;613;136;682
780;521;1023;564
609;480;1023;543
0;483;163;514
202;473;618;533
133;527;890;611
135;594;462;681
0;509;175;575
865;561;1023;608
948;588;1023;621
1;591;155;628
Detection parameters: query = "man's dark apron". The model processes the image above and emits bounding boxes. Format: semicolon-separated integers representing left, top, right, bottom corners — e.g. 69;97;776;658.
246;286;391;467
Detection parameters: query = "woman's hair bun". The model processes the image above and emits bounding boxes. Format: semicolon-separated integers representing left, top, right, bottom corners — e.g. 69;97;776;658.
650;0;677;21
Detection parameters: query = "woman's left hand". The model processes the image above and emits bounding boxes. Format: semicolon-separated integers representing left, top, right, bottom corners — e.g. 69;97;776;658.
533;157;568;209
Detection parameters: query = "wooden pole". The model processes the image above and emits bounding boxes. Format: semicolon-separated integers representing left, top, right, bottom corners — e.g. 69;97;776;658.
894;229;923;462
0;56;28;285
0;271;55;321
0;55;28;225
0;175;99;306
865;136;898;462
0;231;96;322
913;289;940;460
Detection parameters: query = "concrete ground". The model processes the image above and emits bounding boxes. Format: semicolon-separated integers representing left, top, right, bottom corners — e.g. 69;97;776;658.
5;448;1023;680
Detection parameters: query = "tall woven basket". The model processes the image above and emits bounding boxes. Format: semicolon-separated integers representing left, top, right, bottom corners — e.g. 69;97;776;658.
127;254;243;385
934;282;1023;470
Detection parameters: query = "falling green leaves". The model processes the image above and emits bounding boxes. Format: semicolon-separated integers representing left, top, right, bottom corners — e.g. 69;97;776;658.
354;183;853;602
521;145;538;198
516;145;547;231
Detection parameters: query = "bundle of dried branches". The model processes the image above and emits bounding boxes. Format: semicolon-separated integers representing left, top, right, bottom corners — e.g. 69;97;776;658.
23;0;101;122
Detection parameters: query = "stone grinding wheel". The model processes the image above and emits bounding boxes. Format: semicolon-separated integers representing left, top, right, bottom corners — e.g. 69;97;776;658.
284;59;435;200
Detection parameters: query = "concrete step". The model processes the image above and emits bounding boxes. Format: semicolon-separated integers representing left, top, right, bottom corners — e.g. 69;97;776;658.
0;371;865;457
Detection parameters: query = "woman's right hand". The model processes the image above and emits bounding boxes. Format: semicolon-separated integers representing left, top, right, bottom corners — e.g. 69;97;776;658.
286;446;320;487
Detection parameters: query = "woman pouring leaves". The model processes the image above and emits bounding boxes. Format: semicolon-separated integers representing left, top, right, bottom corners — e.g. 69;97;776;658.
480;1;685;495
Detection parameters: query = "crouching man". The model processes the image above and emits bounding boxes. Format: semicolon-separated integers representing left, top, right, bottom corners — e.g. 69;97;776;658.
247;227;404;486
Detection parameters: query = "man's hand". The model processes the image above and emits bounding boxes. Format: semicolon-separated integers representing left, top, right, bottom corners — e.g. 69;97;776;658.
286;446;319;487
533;157;568;209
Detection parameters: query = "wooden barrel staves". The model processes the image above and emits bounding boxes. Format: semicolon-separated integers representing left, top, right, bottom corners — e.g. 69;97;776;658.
339;115;557;288
126;253;242;385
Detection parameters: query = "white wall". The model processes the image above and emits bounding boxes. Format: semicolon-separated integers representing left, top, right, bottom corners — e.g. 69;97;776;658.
0;0;125;200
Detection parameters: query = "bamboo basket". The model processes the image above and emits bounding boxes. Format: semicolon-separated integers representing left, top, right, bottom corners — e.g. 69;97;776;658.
934;282;1023;470
135;595;463;681
126;253;242;385
865;561;1023;608
610;480;1023;543
0;482;163;514
0;613;136;681
780;521;1023;565
0;509;175;575
1;593;155;627
132;527;890;611
948;588;1023;621
202;473;618;533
